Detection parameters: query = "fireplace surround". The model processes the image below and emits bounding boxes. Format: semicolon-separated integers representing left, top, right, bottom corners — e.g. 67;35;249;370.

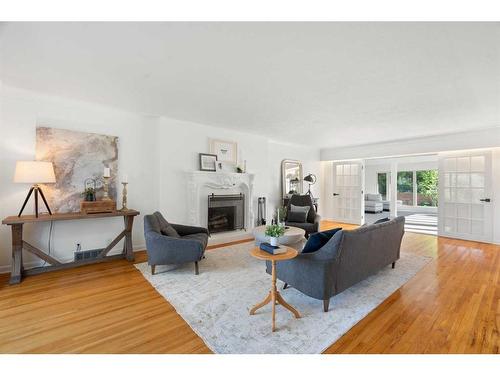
187;171;255;231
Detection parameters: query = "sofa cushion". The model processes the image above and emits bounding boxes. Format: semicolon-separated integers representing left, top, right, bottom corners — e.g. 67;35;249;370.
182;233;208;250
365;193;382;201
374;217;390;224
154;211;181;238
302;227;342;254
284;221;317;234
287;210;308;223
290;204;310;216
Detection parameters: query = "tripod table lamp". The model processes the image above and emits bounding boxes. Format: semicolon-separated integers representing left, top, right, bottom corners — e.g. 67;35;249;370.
14;161;56;217
303;173;317;198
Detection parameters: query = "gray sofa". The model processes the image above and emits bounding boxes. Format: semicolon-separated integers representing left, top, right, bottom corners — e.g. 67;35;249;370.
144;212;209;275
266;216;405;312
285;194;321;237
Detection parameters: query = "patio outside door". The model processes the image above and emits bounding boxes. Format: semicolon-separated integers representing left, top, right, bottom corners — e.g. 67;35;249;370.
438;150;493;242
332;161;365;225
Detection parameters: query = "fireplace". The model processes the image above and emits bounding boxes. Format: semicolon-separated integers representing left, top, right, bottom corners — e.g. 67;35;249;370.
208;193;245;233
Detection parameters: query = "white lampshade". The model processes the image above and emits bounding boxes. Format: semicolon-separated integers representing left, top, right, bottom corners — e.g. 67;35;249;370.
14;161;56;184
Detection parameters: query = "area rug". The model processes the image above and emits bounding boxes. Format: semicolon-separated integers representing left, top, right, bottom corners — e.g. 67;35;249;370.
135;242;431;354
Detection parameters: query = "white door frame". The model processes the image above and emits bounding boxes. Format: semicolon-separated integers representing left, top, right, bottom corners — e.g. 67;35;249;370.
438;150;493;243
331;160;365;225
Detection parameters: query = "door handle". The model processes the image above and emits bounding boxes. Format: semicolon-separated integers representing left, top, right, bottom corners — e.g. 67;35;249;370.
333;193;340;196
479;198;491;202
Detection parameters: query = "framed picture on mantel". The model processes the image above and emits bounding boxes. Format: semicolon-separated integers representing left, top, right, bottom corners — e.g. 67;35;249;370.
199;153;218;172
209;139;238;165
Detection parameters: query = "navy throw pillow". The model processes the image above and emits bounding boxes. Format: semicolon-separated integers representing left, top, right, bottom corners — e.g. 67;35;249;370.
302;227;342;254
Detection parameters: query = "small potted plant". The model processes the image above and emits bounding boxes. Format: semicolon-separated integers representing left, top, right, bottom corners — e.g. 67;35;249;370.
82;187;96;202
265;224;285;246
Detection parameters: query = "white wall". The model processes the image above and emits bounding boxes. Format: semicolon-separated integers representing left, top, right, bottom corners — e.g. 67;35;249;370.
156;118;320;226
321;127;500;161
0;84;161;272
0;83;321;272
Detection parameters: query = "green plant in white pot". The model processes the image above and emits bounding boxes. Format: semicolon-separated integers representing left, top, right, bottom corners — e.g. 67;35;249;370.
265;224;285;246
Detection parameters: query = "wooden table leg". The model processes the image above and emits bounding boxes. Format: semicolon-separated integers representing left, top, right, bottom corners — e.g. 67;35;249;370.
250;258;301;332
10;224;23;284
124;215;135;261
276;292;301;318
271;260;277;332
249;291;272;315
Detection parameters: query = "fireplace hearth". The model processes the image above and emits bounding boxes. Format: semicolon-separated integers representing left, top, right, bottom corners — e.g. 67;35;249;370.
208;193;245;233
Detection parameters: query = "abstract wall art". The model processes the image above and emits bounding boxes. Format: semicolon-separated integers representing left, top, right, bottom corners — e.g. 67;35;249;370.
35;127;118;213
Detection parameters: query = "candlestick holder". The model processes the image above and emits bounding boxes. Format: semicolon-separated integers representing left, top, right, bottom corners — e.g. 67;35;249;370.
102;176;111;200
120;182;128;210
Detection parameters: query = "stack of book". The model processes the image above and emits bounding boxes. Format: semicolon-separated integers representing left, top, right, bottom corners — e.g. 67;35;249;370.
259;242;287;255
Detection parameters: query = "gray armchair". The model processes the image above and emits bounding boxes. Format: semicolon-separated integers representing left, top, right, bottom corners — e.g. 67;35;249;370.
267;216;405;312
285;194;320;237
144;212;209;275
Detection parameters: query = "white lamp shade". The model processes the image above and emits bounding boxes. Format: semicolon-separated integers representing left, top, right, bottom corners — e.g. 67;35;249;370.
14;161;56;184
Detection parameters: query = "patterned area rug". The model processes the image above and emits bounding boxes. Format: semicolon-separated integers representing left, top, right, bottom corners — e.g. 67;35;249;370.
135;242;431;354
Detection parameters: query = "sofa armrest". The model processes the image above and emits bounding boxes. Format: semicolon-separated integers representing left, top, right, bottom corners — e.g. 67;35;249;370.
314;213;321;224
266;254;337;300
145;231;204;264
170;223;209;236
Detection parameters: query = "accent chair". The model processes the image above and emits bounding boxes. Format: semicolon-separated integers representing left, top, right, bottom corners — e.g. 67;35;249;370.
285;194;320;237
144;211;209;275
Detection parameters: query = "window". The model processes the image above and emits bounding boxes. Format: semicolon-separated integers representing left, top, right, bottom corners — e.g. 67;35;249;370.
397;171;414;206
416;170;438;207
377;173;387;200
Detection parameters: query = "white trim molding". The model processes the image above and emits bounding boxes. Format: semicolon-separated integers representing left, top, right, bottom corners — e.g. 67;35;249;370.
187;171;255;229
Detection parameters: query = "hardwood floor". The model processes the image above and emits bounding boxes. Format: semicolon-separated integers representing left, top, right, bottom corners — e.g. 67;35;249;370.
0;221;498;353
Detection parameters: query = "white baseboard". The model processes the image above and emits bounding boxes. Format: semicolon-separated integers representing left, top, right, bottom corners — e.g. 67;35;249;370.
0;243;147;275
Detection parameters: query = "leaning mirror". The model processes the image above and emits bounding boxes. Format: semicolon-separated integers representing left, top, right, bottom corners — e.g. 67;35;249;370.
281;159;303;199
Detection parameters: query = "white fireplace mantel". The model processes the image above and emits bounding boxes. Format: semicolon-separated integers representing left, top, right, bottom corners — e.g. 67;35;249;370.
187;171;255;229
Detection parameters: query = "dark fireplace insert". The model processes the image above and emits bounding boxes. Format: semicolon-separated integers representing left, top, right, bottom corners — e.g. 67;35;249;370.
207;193;245;233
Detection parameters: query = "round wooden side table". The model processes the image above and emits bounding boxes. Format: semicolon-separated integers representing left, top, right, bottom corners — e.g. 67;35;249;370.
250;246;301;332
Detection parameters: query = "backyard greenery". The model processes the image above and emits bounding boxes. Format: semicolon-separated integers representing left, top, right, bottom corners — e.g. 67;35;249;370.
416;170;439;206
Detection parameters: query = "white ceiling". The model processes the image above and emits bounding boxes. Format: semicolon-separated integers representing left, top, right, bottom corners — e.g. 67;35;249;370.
1;22;499;148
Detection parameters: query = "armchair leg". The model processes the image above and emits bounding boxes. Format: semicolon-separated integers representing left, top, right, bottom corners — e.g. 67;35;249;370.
194;261;199;275
283;283;288;290
323;298;330;312
392;262;396;269
151;265;156;275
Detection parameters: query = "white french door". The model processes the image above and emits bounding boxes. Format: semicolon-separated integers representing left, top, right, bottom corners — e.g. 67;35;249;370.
332;161;365;225
438;150;493;242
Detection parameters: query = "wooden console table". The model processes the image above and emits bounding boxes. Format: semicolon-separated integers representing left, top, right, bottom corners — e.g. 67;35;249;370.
2;209;140;284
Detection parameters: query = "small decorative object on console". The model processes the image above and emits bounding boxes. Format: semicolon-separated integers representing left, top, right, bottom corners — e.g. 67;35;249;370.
120;174;129;210
82;187;96;202
83;178;97;201
80;200;116;214
102;167;111;200
259;242;286;255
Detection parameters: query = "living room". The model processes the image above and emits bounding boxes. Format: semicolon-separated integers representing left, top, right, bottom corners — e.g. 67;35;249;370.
0;3;499;374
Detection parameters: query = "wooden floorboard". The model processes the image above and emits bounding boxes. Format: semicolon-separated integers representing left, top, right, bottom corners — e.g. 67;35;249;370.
0;221;498;353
